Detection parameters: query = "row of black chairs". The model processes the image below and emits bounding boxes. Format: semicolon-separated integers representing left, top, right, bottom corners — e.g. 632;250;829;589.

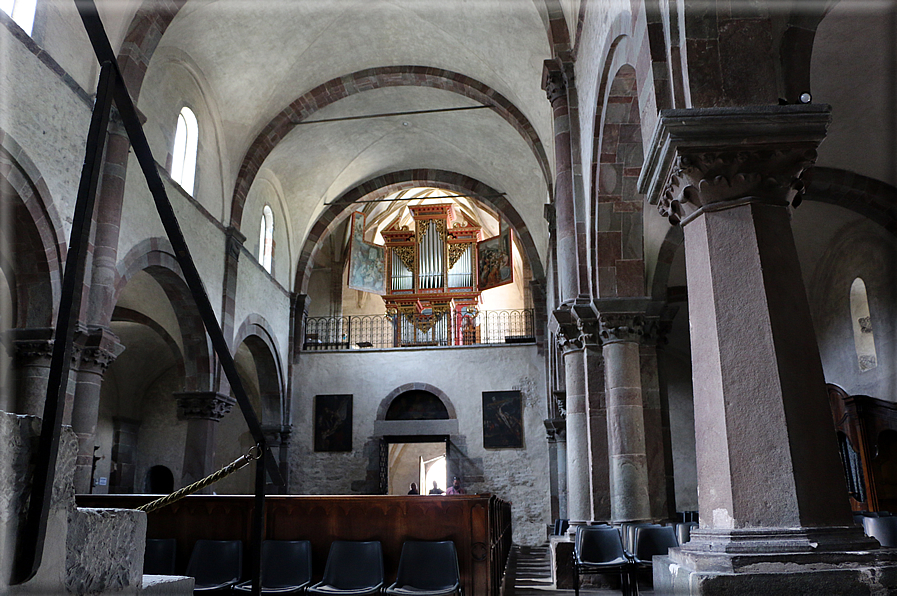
573;524;682;596
145;538;462;595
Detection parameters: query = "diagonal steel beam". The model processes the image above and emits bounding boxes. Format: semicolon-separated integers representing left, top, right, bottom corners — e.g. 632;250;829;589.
13;60;117;585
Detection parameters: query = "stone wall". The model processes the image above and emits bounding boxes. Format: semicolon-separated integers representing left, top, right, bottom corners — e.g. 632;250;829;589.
292;344;550;545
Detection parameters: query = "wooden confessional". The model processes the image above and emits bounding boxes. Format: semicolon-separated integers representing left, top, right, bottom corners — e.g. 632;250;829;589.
828;383;897;512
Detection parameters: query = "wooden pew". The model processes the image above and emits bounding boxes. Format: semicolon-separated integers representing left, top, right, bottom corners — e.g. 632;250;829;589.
76;494;512;596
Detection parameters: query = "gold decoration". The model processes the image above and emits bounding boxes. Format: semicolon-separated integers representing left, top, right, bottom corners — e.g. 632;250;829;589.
447;242;471;268
392;246;415;271
415;219;432;244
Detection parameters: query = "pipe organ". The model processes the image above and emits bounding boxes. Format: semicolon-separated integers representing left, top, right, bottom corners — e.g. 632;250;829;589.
381;204;484;345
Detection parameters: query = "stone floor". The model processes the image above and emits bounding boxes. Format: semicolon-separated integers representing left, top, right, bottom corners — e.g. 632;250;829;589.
502;544;654;596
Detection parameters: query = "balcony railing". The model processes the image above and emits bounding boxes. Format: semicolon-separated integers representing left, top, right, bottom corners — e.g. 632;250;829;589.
303;309;536;351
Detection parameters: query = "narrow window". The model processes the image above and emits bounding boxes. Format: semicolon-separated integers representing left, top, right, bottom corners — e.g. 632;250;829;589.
1;0;36;35
171;107;198;195
259;205;274;273
850;277;877;372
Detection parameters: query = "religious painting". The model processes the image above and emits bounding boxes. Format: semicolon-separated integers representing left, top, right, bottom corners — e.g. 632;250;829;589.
477;224;513;291
482;390;523;449
347;211;386;295
314;394;353;452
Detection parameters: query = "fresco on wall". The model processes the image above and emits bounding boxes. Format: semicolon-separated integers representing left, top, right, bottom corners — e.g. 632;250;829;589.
477;223;513;291
482;390;523;448
347;211;386;294
314;394;353;452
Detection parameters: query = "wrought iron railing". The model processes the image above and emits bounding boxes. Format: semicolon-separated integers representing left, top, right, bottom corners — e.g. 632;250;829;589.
303;309;536;350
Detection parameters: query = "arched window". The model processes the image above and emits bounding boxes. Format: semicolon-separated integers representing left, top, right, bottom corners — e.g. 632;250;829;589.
1;0;36;35
171;107;198;195
259;205;274;273
850;277;877;372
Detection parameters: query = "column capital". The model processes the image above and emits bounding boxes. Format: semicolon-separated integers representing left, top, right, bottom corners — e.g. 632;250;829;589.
74;325;125;374
262;423;292;446
175;391;236;421
597;312;646;344
544;417;566;441
225;225;247;260
551;302;596;353
638;105;831;225
541;59;570;105
9;327;56;362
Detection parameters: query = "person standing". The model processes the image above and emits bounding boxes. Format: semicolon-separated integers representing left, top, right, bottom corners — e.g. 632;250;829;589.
428;480;444;495
408;482;419;495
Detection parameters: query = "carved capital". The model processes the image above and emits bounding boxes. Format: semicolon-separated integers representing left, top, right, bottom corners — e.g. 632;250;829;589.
175;391;236;421
642;318;673;347
638;105;831;226
597;313;645;344
13;338;55;362
542;60;569;105
658;147;817;225
78;345;120;373
544;417;566;441
577;318;600;347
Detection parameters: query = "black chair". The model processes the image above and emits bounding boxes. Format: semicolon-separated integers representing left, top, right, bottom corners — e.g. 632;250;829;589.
385;541;462;596
553;519;570;535
623;523;658;553
631;525;678;593
144;538;176;575
863;516;897;547
573;525;635;596
675;522;698;545
307;541;384;596
234;540;313;594
185;539;243;593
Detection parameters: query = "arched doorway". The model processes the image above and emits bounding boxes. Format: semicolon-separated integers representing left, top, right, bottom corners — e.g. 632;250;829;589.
376;385;458;495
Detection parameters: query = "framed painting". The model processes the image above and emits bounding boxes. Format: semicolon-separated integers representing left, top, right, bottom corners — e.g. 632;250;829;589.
482;390;523;449
477;224;513;291
347;211;386;294
314;394;353;452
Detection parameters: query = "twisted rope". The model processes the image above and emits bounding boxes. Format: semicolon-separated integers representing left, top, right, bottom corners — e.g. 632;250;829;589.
137;445;262;513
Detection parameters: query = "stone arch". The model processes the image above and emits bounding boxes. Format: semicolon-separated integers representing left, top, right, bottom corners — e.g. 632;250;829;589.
0;129;66;328
804;167;897;237
229;66;552;232
591;59;647;299
232;314;285;426
294;170;545;294
117;0;188;96
115;238;214;392
377;383;457;421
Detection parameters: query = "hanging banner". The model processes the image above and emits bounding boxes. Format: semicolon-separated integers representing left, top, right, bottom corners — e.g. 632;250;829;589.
477;223;513;291
347;211;386;295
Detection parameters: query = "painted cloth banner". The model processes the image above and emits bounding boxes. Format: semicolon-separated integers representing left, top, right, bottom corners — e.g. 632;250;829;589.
347;211;386;294
477;223;513;291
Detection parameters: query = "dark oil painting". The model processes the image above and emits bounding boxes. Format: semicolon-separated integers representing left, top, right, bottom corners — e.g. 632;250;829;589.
482;390;523;449
314;394;353;452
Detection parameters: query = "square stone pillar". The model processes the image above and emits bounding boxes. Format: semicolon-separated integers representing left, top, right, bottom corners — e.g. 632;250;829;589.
639;105;897;594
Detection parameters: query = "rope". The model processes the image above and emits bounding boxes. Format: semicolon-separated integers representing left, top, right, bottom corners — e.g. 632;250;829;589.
137;444;262;513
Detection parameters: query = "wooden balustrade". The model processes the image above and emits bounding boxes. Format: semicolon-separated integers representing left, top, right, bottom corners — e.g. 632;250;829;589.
76;494;512;596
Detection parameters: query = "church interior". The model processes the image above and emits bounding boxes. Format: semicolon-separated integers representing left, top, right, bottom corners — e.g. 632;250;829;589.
1;0;896;594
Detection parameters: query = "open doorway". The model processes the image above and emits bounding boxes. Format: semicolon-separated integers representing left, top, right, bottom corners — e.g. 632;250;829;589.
386;439;447;495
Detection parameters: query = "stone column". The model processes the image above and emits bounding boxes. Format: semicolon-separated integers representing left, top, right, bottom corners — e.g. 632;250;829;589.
71;326;124;494
545;418;567;521
556;327;590;526
598;312;652;524
583;328;611;522
217;227;246;396
10;327;55;416
639;105;892;594
176;391;235;490
643;319;677;520
542;60;583;304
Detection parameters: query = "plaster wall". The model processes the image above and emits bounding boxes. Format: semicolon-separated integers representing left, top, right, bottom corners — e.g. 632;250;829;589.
133;372;189;493
800;211;897;402
0;25;92;242
138;51;228;222
118;172;226;312
292;344;549;545
232;251;291;369
31;1;97;93
242;173;293;288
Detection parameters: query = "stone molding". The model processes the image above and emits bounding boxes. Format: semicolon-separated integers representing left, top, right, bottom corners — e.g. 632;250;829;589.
638;105;832;225
174;391;236;421
225;225;247;260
